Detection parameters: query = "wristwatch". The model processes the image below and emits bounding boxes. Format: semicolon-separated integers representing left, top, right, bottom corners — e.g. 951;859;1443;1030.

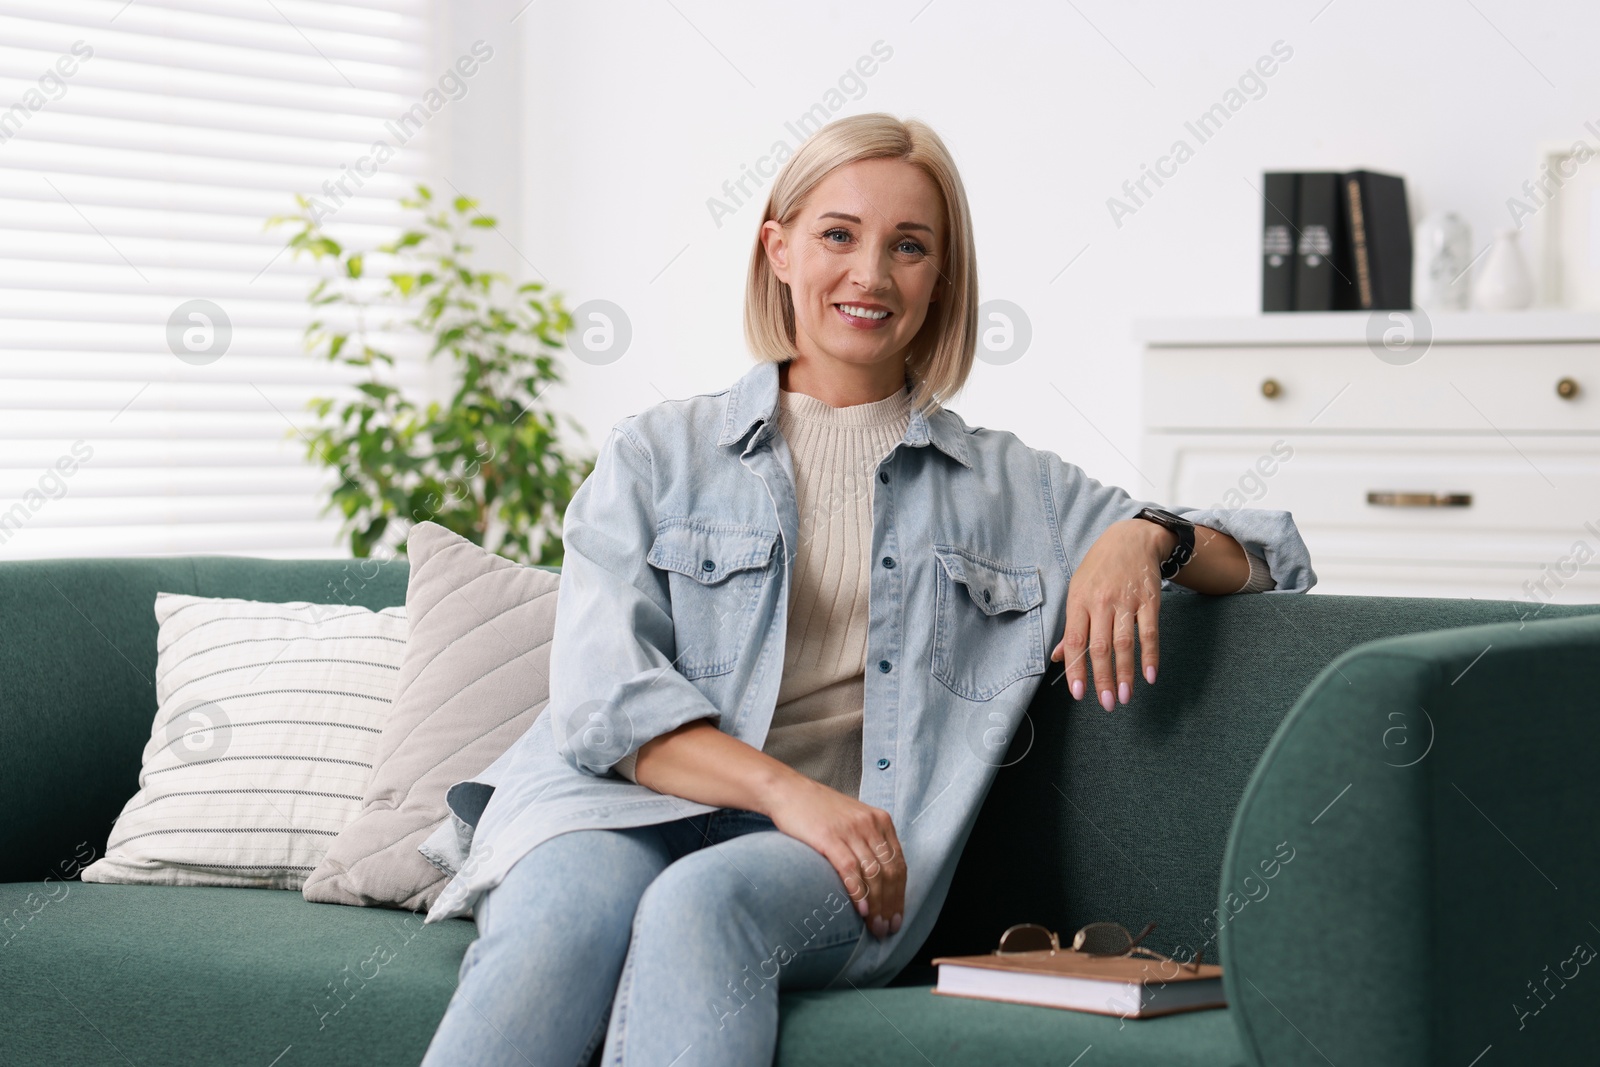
1134;507;1196;580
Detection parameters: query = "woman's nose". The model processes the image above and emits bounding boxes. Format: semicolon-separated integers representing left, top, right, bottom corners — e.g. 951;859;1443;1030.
847;252;893;292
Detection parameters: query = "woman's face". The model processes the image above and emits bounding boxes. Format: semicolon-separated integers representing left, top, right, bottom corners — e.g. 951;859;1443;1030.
761;158;947;376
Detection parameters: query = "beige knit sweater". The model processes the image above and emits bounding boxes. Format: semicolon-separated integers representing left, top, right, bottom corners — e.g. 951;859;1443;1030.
613;381;1273;790
752;383;918;799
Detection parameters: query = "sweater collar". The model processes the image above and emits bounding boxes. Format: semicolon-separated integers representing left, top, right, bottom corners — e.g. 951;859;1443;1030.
776;380;912;426
718;359;972;469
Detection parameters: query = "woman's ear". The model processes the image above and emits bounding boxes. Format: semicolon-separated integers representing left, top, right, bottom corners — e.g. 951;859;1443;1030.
759;219;790;284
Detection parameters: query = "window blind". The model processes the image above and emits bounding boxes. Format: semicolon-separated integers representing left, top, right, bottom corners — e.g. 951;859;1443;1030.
0;0;436;559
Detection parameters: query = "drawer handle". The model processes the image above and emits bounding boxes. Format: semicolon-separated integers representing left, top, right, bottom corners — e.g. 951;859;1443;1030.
1260;378;1282;399
1557;377;1579;400
1366;491;1472;508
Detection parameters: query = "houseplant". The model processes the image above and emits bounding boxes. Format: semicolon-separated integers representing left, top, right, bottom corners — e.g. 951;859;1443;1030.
267;184;593;565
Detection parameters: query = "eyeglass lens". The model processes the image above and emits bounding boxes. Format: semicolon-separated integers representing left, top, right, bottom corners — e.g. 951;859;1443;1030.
996;924;1056;953
1072;922;1136;956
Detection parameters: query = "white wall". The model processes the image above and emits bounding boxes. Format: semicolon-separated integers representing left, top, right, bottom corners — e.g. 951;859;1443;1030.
445;0;1600;492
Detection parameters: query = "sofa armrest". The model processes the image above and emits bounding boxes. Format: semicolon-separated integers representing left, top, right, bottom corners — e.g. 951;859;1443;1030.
1219;611;1600;1066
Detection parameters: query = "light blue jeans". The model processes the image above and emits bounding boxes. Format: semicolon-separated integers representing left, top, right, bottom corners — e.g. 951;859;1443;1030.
419;808;868;1067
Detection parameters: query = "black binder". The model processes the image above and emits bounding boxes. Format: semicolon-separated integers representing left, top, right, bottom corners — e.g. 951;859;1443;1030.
1261;172;1298;312
1292;171;1354;311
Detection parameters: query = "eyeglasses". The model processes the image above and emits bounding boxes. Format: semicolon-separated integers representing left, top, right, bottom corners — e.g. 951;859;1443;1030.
994;921;1204;974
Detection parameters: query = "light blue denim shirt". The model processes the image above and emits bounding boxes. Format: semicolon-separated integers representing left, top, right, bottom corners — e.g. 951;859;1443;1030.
420;357;1316;989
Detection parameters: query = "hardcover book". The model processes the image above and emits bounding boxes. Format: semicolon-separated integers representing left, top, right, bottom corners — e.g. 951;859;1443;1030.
931;950;1226;1020
1343;169;1412;310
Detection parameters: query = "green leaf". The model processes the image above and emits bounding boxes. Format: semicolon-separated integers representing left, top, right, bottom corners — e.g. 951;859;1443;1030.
381;231;426;253
283;180;596;566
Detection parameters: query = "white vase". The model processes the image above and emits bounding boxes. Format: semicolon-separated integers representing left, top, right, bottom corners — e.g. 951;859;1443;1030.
1472;228;1534;311
1412;212;1473;310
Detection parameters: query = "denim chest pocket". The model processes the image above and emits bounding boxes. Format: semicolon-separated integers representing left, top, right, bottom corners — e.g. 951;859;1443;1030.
647;520;781;680
930;544;1047;701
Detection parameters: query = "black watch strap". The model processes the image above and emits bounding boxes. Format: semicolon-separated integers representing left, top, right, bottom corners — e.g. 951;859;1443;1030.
1134;507;1196;580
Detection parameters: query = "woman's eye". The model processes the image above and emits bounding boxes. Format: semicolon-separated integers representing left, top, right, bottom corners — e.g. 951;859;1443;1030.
818;228;926;256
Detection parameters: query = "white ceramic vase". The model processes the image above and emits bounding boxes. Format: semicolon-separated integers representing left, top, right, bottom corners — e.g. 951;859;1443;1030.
1412;212;1473;310
1472;228;1534;311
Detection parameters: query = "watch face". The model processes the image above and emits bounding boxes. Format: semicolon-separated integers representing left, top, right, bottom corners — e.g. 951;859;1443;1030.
1141;508;1195;581
1143;507;1193;530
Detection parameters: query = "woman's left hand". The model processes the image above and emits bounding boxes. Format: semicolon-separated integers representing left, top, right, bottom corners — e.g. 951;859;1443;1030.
1050;518;1174;711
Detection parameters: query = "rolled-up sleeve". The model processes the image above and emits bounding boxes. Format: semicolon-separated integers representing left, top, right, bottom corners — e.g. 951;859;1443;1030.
1042;450;1317;594
549;421;726;778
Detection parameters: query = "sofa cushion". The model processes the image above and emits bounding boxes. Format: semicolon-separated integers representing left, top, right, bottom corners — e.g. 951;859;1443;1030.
0;879;1243;1067
80;593;409;891
0;881;476;1067
302;523;560;912
775;985;1246;1066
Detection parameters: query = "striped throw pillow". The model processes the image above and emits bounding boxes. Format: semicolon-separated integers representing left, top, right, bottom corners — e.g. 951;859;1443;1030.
80;593;407;890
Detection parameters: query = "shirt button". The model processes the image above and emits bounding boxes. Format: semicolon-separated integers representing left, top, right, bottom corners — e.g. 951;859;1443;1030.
878;660;891;673
881;556;895;569
701;559;715;572
983;588;992;604
878;470;889;483
877;758;891;770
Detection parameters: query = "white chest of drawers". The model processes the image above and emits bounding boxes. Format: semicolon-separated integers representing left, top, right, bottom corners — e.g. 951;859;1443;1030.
1136;312;1600;604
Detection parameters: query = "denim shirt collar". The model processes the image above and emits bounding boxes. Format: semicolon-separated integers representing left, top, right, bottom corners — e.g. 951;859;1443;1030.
716;358;973;469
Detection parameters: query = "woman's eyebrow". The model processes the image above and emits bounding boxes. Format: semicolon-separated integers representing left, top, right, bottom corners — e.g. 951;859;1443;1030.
817;211;933;234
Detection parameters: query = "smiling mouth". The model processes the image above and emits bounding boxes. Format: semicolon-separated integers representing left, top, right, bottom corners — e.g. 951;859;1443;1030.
835;303;893;324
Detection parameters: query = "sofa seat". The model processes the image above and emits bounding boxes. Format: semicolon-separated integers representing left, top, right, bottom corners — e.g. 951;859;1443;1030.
777;985;1245;1066
0;882;477;1066
2;879;1243;1067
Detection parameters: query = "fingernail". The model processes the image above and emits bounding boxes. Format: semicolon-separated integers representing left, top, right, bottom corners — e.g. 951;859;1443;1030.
1070;678;1084;701
872;916;888;938
1100;689;1113;712
890;912;902;934
856;897;868;917
1118;681;1130;705
1145;665;1156;685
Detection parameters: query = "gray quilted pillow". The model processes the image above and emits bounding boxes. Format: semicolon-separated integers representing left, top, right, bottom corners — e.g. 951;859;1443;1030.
302;521;558;911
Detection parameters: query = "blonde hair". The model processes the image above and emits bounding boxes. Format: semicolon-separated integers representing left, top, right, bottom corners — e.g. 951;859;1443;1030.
743;113;978;418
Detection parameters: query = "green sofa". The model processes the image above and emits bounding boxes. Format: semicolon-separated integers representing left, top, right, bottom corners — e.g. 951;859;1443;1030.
2;556;1596;1066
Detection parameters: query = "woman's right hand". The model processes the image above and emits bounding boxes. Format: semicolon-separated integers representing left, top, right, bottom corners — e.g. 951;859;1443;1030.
764;774;906;940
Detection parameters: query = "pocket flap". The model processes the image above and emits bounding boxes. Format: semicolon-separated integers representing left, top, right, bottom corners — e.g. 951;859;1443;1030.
648;521;779;584
934;547;1044;616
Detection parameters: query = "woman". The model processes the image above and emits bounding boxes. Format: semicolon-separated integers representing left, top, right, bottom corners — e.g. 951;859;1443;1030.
419;113;1314;1066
